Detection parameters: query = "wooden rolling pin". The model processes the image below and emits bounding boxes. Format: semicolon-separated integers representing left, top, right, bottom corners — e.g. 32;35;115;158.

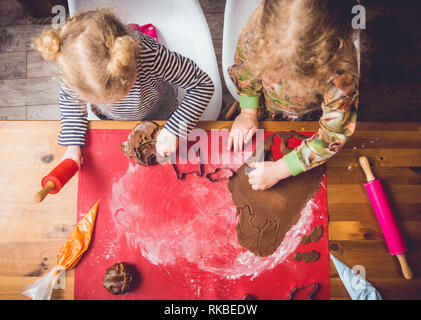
359;156;413;280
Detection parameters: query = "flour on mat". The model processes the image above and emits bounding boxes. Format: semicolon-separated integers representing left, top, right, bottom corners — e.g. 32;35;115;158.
110;162;323;280
103;239;120;260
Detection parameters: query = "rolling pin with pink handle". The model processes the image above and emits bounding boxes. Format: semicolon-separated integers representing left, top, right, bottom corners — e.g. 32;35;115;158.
359;156;413;280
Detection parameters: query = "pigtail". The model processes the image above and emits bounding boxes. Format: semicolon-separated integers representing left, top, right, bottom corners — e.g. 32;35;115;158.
33;29;61;61
107;36;136;77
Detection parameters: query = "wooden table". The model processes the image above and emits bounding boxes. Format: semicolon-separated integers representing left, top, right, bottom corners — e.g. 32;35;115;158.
1;120;420;300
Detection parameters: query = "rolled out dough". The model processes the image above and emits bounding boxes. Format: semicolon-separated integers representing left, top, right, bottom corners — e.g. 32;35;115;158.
228;131;324;257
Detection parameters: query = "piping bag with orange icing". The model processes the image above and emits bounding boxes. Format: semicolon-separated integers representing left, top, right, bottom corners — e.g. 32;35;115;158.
22;200;100;300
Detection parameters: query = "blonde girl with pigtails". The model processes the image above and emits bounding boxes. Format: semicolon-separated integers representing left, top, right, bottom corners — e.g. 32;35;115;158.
34;9;214;167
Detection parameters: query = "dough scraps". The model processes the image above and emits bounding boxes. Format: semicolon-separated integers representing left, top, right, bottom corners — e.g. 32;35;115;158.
102;262;137;295
288;282;319;300
301;225;323;244
294;250;321;263
121;121;163;166
171;146;235;182
228;131;324;257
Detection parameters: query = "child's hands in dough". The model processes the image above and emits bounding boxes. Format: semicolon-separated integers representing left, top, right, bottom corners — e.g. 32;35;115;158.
247;158;292;190
62;145;83;168
156;128;179;158
228;109;259;152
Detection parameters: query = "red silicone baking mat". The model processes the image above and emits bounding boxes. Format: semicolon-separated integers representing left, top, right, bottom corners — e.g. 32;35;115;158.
75;128;329;300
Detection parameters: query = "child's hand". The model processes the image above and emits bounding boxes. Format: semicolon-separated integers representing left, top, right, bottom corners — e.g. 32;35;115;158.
156;128;179;158
61;146;83;168
247;158;292;190
228;109;259;152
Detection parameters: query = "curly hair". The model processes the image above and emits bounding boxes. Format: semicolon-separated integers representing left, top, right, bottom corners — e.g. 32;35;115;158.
250;0;359;95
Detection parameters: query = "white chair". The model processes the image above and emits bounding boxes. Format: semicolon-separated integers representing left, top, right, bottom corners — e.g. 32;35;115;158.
222;0;261;102
68;0;222;121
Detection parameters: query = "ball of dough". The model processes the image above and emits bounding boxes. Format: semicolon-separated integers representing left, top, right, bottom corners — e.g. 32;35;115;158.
120;121;163;166
102;262;137;295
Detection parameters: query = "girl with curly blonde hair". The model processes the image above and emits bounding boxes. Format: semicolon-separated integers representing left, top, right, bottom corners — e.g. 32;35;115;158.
228;0;359;190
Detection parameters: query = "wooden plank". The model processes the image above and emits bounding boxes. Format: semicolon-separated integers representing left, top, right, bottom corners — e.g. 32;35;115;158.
328;184;421;204
360;83;421;113
0;202;77;242
329;240;421;277
0;240;67;276
0;51;26;80
327;166;421;185
0;106;26;120
329;240;421;276
0;25;46;53
351;129;421;140
351;123;421;131
329;221;421;242
0;122;64;167
328;203;421;222
328;149;421;168
27;104;60;120
27;51;60;78
358;110;421;122
345;132;421;149
0;77;60;107
0;0;27;26
0;120;75;299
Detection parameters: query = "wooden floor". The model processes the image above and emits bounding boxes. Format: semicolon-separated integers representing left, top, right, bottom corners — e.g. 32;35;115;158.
0;0;420;120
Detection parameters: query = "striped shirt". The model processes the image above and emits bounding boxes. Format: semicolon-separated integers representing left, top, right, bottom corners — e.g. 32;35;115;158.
58;31;215;146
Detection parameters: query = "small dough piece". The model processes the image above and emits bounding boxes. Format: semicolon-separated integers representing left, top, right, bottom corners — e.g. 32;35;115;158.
294;250;321;263
121;121;163;166
301;225;323;244
102;262;137;295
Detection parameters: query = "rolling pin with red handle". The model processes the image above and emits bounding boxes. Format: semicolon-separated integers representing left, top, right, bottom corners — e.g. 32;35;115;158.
34;158;79;203
359;156;413;280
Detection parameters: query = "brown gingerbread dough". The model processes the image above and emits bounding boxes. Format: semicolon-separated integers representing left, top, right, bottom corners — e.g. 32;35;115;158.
301;225;323;245
121;121;163;165
294;250;321;263
102;262;137;295
228;131;324;257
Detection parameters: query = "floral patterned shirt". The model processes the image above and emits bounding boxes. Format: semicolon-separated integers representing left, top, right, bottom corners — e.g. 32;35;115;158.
228;5;359;175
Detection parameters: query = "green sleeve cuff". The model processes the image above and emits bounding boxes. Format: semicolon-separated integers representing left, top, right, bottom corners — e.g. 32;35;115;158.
239;95;259;109
283;150;306;176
